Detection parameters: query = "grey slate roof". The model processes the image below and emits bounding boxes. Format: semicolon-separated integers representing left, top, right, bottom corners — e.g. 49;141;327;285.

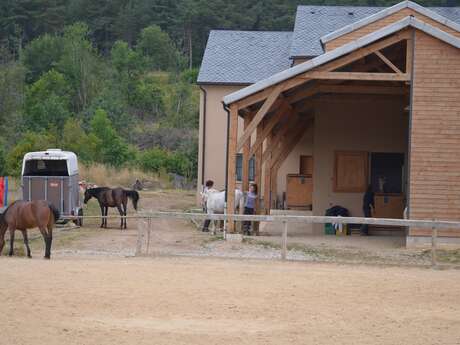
291;5;460;58
198;4;460;84
197;30;293;85
291;6;383;58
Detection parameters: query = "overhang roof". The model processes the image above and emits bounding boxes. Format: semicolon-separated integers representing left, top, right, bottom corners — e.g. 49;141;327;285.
223;16;460;106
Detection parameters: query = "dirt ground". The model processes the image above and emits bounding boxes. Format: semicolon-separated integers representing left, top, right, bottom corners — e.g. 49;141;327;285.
2;190;460;344
1;256;460;345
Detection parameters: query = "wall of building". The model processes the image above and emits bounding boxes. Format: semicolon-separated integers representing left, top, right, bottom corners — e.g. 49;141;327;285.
312;95;408;233
409;31;460;238
197;85;245;199
325;8;460;52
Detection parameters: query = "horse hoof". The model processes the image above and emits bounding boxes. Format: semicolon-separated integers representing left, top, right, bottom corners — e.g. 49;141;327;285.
27;255;32;259
44;256;50;260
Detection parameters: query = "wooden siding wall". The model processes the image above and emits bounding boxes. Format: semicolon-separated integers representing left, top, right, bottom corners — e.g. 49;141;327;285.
409;31;460;237
326;8;460;52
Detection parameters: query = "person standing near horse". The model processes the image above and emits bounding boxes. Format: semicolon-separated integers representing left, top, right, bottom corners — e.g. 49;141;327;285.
242;183;257;236
360;185;375;236
84;187;139;229
0;200;59;259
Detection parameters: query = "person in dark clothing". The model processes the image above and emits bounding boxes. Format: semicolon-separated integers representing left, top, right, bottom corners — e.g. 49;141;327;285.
243;184;258;235
361;185;375;236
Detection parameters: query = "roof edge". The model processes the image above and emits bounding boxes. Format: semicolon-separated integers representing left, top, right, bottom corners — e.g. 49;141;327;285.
320;1;460;45
223;16;460;106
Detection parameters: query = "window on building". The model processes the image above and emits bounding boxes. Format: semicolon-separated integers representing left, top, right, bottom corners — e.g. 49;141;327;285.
236;154;255;182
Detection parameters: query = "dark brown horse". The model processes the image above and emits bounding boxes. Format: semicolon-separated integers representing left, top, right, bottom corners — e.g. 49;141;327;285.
0;200;60;259
83;187;139;229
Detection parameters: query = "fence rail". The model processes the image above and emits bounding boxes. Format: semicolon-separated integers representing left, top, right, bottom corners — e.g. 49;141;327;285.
61;211;460;267
63;211;460;229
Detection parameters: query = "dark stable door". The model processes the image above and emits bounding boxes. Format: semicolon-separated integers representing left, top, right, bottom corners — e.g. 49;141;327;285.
300;155;313;176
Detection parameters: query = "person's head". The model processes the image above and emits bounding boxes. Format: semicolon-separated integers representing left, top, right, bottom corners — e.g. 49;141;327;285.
249;183;258;194
205;180;214;188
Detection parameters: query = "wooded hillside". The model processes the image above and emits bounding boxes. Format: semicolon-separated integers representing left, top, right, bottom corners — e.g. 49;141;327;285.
0;0;455;180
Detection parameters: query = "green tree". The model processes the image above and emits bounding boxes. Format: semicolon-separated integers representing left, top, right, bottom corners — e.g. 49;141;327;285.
24;69;71;132
61;118;97;162
0;59;25;144
22;33;63;82
90;108;130;166
137;25;184;71
58;22;102;112
0;145;6;176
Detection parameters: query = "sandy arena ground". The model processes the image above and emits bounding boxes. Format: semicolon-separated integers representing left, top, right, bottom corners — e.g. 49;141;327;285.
1;256;460;345
2;190;460;344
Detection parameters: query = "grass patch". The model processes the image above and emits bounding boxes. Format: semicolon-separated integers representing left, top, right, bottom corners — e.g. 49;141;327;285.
202;234;225;246
424;249;460;264
243;238;281;250
80;163;171;189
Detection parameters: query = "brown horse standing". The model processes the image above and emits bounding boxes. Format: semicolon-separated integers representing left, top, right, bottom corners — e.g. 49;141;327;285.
0;200;60;259
84;187;139;229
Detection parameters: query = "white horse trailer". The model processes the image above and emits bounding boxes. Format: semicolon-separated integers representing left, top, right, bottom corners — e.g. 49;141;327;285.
21;149;83;225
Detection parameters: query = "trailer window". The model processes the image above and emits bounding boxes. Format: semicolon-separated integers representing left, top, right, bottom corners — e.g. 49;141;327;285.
23;160;69;176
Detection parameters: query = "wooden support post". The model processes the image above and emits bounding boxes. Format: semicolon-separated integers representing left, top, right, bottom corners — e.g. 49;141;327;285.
263;134;273;214
271;165;280;209
281;221;288;260
406;35;414;74
242;116;251;192
227;104;239;233
431;222;438;268
253;128;263;236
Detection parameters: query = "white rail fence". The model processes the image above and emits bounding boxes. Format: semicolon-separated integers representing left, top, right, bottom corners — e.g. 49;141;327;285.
64;212;460;266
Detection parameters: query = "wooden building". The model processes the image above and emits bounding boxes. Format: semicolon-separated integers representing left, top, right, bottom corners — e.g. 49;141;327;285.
197;1;460;246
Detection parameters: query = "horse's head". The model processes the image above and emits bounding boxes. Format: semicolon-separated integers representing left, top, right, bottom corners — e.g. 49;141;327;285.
83;189;93;204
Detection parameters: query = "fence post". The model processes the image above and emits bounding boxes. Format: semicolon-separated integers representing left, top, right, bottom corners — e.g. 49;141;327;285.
136;218;143;256
146;217;152;255
431;221;438;267
281;221;288;260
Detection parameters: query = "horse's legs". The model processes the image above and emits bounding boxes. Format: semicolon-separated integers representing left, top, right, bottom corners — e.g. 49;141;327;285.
0;225;6;256
39;226;52;259
104;207;109;228
8;227;15;256
21;230;32;258
122;202;127;229
99;204;105;228
116;204;124;230
202;218;210;232
46;225;53;259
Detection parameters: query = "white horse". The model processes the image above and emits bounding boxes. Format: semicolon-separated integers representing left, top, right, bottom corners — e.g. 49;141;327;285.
201;189;243;234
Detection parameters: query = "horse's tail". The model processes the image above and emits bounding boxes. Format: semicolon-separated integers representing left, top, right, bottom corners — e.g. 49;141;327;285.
48;203;60;223
126;190;139;211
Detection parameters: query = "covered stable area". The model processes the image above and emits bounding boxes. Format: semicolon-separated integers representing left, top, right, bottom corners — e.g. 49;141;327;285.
223;19;460;244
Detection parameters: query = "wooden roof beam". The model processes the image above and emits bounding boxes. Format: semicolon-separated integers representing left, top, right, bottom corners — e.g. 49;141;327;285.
236;84;283;152
301;71;410;82
374;50;403;74
248;101;291;158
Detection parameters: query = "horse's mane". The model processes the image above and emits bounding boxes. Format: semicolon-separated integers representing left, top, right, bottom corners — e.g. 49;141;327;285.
88;187;110;195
